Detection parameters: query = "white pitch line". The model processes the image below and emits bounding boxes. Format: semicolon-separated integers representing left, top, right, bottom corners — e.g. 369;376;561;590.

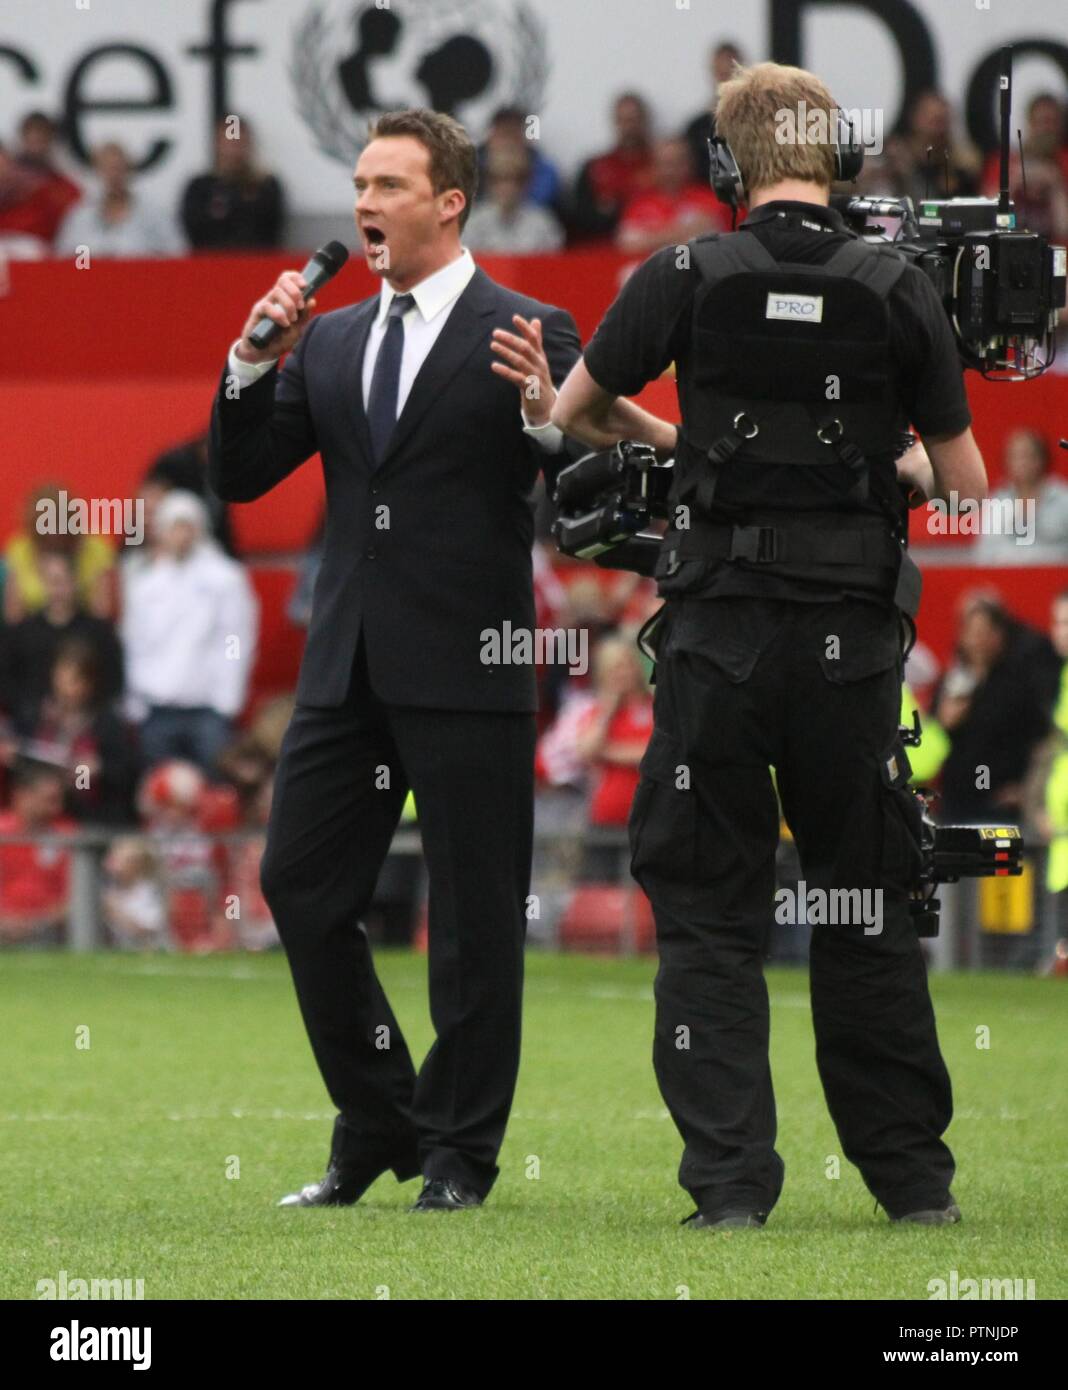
0;1109;336;1124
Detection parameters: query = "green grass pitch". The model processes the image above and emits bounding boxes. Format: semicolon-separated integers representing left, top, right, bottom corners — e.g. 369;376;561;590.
1;950;1064;1300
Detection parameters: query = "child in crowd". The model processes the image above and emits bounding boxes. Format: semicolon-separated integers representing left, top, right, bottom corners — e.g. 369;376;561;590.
0;760;75;944
101;836;167;950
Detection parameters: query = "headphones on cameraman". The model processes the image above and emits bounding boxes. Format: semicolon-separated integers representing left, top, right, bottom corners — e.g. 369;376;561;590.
707;110;865;213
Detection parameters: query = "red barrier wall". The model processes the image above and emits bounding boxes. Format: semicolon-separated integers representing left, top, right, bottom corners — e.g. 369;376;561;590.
3;253;1065;687
1;251;629;551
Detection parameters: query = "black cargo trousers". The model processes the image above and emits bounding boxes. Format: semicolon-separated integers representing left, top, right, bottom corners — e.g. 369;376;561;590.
628;593;955;1220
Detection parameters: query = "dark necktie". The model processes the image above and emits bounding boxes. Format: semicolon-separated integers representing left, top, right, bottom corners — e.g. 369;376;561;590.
366;292;415;467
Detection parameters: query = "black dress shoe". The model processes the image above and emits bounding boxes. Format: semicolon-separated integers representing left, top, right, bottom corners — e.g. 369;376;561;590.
890;1203;962;1226
683;1208;768;1230
409;1178;483;1212
278;1160;385;1208
278;1116;420;1208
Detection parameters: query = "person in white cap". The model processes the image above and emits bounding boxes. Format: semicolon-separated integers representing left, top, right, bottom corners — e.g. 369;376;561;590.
121;489;258;774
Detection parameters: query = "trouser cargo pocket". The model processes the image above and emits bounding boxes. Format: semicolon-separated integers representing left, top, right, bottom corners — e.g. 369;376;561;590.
629;727;696;909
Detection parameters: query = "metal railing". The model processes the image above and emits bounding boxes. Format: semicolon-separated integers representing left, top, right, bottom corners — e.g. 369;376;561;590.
0;828;1060;970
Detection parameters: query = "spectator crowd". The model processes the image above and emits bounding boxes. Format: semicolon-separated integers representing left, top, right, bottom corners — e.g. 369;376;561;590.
0;452;267;951
1;40;1067;962
0;111;285;260
1;444;1059;956
6;42;1063;262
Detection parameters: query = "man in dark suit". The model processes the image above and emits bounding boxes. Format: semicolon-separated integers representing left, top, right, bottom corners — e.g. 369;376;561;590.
209;109;582;1212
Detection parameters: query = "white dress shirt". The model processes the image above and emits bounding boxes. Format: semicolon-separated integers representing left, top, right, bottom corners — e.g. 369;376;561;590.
227;247;563;449
361;246;476;414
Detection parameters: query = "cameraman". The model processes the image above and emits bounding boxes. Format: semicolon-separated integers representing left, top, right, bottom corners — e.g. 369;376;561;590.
553;62;987;1231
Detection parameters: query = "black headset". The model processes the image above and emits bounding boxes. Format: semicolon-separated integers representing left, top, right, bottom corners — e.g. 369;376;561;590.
708;111;865;213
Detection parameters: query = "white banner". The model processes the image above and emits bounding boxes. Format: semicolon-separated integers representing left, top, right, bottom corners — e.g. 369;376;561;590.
2;0;1067;215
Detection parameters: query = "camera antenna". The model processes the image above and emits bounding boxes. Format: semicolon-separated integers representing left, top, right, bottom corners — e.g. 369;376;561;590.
943;148;951;198
998;46;1013;218
923;145;934;200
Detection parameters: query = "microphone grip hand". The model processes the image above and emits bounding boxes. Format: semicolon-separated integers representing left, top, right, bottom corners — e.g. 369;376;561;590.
236;271;317;365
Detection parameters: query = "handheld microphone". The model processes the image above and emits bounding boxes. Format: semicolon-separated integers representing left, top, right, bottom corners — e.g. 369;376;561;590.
248;240;350;351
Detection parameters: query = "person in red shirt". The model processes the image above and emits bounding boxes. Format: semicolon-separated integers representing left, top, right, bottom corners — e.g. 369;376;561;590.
616;135;731;255
0;113;81;252
569;92;657;242
0;760;76;944
575;635;654;880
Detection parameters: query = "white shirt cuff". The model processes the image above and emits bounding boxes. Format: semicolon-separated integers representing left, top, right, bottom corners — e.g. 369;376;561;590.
227;340;275;386
521;412;566;453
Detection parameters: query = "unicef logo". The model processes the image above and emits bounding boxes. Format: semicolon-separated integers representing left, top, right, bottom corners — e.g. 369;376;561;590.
290;0;549;164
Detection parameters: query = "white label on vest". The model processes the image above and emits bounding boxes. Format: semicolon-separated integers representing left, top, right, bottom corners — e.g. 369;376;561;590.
765;291;824;322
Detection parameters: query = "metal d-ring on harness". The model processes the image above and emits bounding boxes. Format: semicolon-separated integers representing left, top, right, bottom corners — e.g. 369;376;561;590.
688;410;761;519
671;404;922;631
812;409;922;653
813;412;869;504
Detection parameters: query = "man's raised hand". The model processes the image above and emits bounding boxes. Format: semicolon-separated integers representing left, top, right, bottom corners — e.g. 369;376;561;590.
491;314;555;425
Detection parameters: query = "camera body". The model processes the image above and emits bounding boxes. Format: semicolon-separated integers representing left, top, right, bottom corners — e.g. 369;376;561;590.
551;441;673;576
835;192;1066;380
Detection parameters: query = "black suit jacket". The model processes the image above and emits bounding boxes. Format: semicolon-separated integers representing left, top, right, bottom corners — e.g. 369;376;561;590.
209;266;581;712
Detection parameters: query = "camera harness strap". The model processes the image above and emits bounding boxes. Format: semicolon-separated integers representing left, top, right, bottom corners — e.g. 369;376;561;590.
672;230;923;621
685;232;907;504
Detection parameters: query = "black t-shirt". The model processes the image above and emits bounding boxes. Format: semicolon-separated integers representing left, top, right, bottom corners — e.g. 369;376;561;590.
937;627;1053;820
585;199;970;436
583;199;972;602
0;611;124;723
181;174;285;250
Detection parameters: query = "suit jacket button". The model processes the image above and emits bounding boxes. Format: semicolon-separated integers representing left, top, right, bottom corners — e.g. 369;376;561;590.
366;548;376;559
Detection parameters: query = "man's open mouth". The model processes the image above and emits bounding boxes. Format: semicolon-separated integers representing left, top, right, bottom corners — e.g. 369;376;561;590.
363;225;386;247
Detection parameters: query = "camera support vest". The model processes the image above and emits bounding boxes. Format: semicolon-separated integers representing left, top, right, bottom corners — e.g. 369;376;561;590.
662;229;923;618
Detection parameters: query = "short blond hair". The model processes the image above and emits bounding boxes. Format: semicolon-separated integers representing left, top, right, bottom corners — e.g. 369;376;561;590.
715;61;838;193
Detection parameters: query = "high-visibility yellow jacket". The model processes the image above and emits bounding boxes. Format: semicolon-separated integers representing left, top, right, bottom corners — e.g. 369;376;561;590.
1045;664;1068;894
900;684;950;785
